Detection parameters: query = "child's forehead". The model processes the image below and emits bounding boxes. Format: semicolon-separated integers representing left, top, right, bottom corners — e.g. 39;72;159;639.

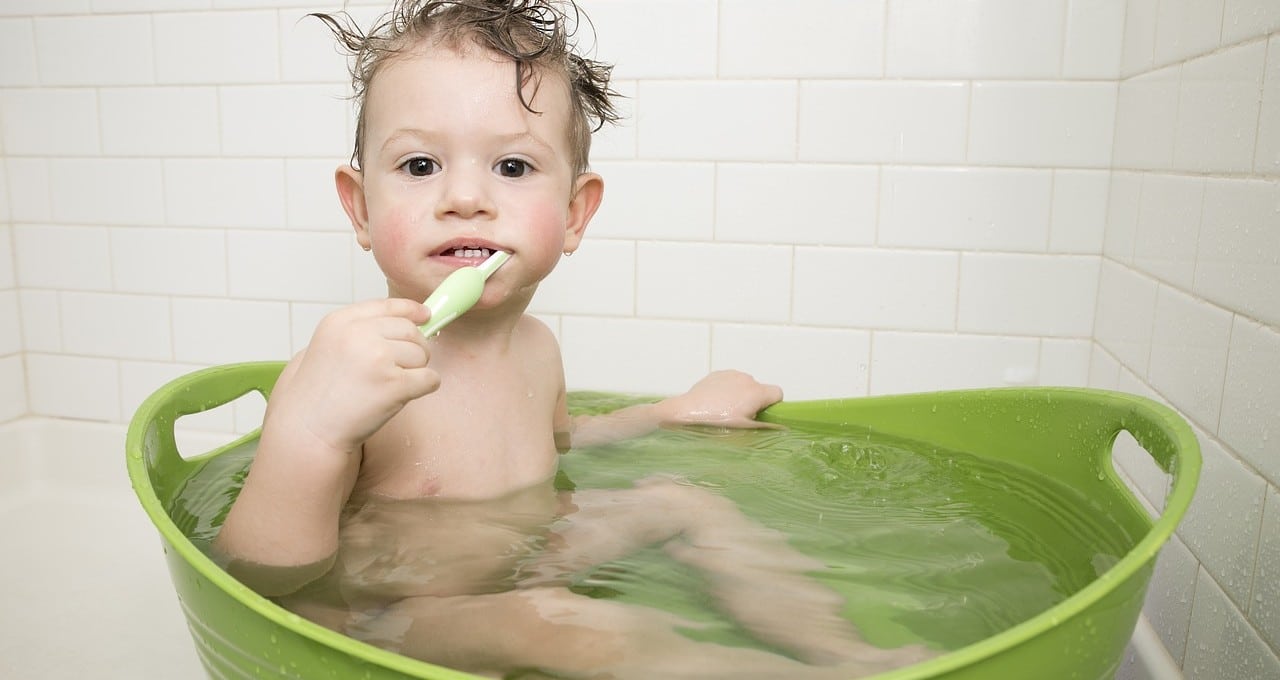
367;42;573;127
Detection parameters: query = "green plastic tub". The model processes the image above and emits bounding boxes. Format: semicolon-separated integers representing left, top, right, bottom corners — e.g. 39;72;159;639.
126;361;1199;679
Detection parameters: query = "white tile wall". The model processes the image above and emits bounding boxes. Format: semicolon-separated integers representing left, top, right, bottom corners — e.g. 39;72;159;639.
33;15;153;85
1038;338;1091;386
1174;41;1267;174
226;230;353;302
577;0;717;80
0;225;14;287
636;242;791;322
1178;432;1266;608
798;81;969;164
164;159;287;228
4;158;51;222
14;224;112;290
50;158;166;226
529;239;635;316
879;167;1053;251
109;227;228;296
967;82;1117;167
25;353;120;421
1195;179;1280;327
1063;0;1126;79
1103;0;1280;672
714;164;878;246
0;89;99;155
1183;567;1280;680
18;290;61;352
153;11;280;84
587;162;714;240
710;323;871;400
1256;486;1280;650
171;298;291;364
1132;173;1203;289
1142;533;1198;661
1;0;1277;671
220;84;350;157
869;331;1040;394
637;80;797;161
1223;0;1280;44
718;0;884;78
0;355;25;422
560;316;709;394
1218;317;1280;487
792;247;958;331
0;290;20;355
957;253;1098;337
0;17;38;87
1113;66;1180;169
285;158;353;231
1095;260;1158;393
58;292;172;360
99;88;221;157
1147;285;1232;429
1258;35;1280;175
885;0;1066;78
1048;170;1110;254
1153;0;1225;68
1121;0;1160;76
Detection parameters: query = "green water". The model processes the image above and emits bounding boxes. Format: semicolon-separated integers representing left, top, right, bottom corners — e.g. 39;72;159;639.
170;392;1139;654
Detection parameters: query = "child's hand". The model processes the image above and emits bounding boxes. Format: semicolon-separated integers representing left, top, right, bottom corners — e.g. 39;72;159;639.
271;298;437;455
656;370;784;429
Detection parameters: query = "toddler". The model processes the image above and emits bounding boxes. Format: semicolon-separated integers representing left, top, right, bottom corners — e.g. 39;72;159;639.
215;1;931;677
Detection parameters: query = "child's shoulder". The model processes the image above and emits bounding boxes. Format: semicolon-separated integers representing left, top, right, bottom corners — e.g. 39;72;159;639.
515;313;557;341
514;313;564;360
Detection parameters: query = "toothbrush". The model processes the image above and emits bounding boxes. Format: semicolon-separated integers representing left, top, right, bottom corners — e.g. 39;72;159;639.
419;251;511;338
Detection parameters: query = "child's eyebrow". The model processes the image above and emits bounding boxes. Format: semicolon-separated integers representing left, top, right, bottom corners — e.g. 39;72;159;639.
490;130;558;156
378;128;559;156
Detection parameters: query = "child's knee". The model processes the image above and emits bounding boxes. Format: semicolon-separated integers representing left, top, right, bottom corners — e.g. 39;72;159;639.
632;474;736;515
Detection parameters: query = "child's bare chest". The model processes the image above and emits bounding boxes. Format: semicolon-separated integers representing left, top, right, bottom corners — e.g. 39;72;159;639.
355;363;562;500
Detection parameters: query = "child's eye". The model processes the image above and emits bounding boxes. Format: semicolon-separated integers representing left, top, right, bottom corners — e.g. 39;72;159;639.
495;158;530;178
402;157;439;177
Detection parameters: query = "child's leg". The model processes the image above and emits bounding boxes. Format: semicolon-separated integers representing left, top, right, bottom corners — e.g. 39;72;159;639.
522;475;934;671
353;586;865;680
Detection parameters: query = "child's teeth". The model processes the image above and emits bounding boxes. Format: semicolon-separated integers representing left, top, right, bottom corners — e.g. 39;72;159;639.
452;248;491;258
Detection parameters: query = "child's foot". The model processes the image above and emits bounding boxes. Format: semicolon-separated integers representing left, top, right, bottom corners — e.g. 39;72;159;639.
822;642;938;676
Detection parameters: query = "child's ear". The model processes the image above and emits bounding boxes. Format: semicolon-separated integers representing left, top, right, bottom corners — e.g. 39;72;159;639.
335;165;371;250
564;172;604;253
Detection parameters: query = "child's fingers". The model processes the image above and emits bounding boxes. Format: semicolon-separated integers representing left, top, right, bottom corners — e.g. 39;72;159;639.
387;338;430;370
379;297;430;324
376;316;431;347
761;382;784;405
396;365;441;399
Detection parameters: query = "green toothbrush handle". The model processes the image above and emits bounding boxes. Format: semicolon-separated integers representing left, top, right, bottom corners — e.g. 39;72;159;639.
419;266;485;338
417;251;510;338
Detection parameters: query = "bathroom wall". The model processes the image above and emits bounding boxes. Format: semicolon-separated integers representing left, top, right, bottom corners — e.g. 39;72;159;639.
1096;1;1280;678
0;0;1118;430
0;127;20;423
0;0;1276;676
0;11;19;421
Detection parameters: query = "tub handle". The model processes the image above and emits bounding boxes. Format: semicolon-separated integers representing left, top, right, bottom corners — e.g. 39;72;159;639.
127;361;287;500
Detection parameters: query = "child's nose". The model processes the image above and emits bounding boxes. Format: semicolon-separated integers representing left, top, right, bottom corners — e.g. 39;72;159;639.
435;164;494;220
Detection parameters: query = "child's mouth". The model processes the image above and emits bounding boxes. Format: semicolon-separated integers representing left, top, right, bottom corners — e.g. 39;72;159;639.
446;247;498;259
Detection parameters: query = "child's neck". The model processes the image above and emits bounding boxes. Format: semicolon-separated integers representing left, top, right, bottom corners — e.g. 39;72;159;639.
427;310;524;359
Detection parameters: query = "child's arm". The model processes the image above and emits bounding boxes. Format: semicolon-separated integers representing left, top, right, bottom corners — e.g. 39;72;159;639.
563;370;783;450
214;298;436;593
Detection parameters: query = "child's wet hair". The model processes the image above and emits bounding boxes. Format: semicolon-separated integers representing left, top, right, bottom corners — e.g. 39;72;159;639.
312;0;620;175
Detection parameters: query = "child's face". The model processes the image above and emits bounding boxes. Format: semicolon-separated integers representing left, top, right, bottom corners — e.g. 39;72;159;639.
339;42;600;307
